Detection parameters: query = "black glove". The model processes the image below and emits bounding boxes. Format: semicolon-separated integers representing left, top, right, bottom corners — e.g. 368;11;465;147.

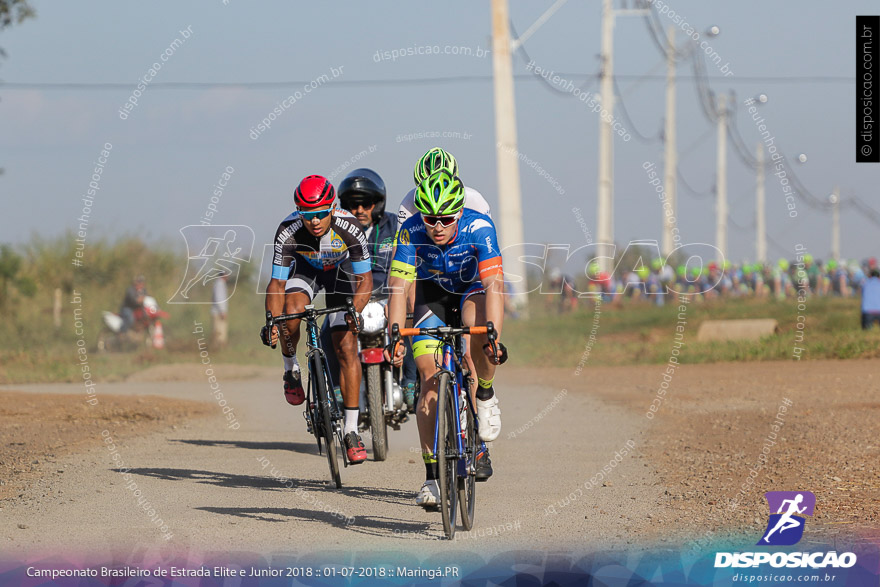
260;324;276;347
483;341;509;365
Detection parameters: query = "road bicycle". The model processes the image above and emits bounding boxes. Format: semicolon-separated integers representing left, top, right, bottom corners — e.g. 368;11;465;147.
390;321;499;539
265;298;359;488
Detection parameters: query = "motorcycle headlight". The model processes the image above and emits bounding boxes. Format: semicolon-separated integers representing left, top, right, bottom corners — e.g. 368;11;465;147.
361;301;387;334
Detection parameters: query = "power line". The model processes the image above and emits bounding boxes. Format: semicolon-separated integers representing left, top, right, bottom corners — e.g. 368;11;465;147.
509;18;599;96
766;233;792;258
679;126;714;158
677;167;714;198
0;74;855;92
727;213;754;231
612;76;662;142
642;9;693;61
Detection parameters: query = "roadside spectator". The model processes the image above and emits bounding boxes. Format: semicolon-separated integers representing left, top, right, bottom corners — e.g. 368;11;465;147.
212;272;230;347
861;268;880;330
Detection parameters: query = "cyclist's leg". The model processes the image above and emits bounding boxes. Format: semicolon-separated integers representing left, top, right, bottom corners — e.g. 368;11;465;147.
281;262;319;361
413;323;443;505
460;287;496;389
324;266;368;461
319;315;341;390
459;285;498;477
280;258;322;404
461;286;502;444
412;315;445;454
330;324;359;422
279;290;309;353
410;281;456;503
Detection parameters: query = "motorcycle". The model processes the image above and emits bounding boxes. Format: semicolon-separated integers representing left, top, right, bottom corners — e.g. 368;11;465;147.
356;298;409;461
97;296;169;352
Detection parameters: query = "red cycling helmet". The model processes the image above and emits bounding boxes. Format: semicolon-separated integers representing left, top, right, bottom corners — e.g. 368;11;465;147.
294;175;335;208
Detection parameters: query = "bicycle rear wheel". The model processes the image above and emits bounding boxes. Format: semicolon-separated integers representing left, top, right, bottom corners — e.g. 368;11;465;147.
366;364;388;461
436;372;458;539
458;388;476;531
312;354;342;489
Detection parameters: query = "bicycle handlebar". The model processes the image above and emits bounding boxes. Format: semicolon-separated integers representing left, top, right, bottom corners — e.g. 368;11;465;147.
263;297;359;348
396;325;488;337
267;297;357;327
389;321;500;364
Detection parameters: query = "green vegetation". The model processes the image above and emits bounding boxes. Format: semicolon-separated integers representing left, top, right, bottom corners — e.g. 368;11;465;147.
505;295;880;368
1;235;878;384
0;234;272;384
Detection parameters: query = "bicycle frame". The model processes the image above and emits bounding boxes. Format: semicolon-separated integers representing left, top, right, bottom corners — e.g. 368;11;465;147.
266;300;355;452
431;336;473;479
302;310;341;431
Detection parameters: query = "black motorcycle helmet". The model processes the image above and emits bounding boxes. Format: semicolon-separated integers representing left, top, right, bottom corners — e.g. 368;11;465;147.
338;168;386;224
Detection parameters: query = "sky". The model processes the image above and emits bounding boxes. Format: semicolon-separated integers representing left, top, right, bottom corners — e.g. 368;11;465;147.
1;0;878;266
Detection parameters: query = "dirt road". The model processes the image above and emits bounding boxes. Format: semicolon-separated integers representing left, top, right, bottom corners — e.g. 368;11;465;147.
0;365;658;556
3;360;878;556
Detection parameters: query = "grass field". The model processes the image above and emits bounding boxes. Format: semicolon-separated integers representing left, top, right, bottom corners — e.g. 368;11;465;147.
505;294;880;369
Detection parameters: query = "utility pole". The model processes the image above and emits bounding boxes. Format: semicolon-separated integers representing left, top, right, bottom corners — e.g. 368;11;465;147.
662;25;677;257
831;186;840;261
596;0;649;273
596;0;615;273
491;0;529;317
715;93;728;264
756;142;766;263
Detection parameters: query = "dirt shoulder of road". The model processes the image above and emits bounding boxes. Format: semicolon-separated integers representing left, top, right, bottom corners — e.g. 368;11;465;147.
505;360;880;547
0;391;213;502
124;363;276;383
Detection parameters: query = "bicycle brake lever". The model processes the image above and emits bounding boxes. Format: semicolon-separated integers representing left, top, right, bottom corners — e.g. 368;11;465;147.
264;311;277;349
485;321;499;364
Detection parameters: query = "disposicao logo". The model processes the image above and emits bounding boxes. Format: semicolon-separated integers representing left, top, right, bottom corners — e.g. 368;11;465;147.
759;490;815;546
714;490;857;569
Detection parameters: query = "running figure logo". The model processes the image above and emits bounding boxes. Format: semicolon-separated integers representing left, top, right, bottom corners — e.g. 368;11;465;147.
169;225;254;304
758;491;816;546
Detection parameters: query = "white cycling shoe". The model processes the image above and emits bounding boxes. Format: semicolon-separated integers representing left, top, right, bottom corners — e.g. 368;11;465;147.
416;480;440;508
476;395;502;441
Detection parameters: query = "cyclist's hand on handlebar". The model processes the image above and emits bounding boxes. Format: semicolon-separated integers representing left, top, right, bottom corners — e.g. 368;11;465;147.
345;311;364;333
260;324;280;347
384;340;406;367
483;340;509;365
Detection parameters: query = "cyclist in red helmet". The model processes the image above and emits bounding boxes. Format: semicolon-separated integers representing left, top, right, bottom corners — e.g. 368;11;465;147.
262;174;374;463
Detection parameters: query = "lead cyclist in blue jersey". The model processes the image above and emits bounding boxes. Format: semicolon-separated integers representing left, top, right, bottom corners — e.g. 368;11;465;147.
385;169;508;507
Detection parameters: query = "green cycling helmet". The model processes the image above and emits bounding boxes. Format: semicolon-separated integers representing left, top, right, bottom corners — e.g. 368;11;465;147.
651;258;662;270
778;258;789;270
637;266;650;279
827;259;838;270
676;265;686;278
414;169;465;215
414;147;458;186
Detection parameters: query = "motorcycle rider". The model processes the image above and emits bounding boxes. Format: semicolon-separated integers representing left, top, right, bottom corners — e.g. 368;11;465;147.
321;169;419;409
119;275;147;332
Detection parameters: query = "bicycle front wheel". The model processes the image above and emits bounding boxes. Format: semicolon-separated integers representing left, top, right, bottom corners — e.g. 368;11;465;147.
458;388;476;531
312;354;342;489
436;372;458;539
366;364;388;461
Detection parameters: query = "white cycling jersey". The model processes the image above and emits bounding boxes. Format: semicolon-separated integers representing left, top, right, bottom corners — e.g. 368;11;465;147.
397;185;491;228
